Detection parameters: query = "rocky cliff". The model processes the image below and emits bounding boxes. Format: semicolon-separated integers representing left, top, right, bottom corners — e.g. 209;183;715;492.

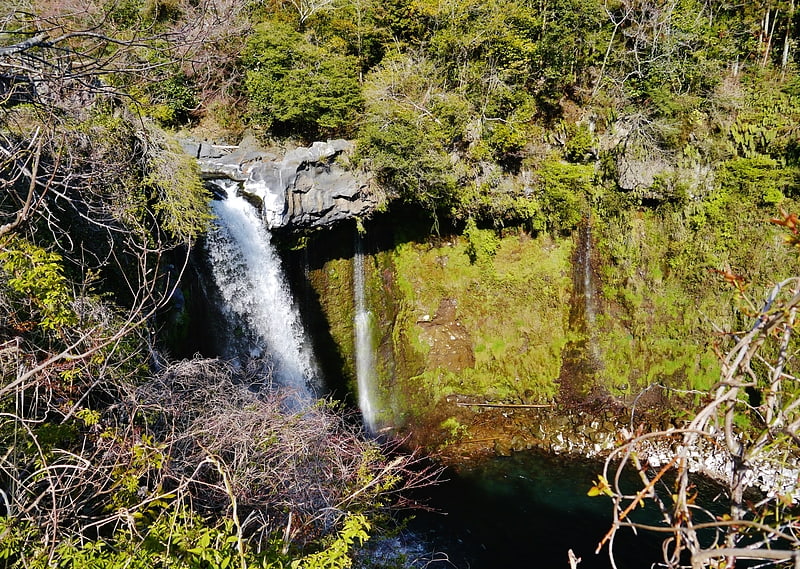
186;136;382;231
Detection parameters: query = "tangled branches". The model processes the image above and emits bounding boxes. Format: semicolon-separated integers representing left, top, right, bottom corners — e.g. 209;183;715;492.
1;357;439;564
139;358;439;541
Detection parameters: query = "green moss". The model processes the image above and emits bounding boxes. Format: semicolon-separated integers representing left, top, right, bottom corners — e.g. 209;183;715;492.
439;416;469;447
308;257;357;381
308;172;800;440
387;230;572;415
592;191;800;399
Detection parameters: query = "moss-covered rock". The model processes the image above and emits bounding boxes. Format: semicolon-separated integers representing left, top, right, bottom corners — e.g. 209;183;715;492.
306;184;800;453
308;223;573;434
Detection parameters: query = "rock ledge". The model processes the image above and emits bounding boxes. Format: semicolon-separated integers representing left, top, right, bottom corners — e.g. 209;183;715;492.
185;136;381;231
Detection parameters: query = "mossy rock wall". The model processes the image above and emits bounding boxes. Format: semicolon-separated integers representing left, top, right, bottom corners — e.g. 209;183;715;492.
305;200;800;441
590;203;800;406
307;224;574;428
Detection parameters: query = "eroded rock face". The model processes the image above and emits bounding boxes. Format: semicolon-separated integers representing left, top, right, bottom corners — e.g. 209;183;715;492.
602;117;715;199
188;136;380;231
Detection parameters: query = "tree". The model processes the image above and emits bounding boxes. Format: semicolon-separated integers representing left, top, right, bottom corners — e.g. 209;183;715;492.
242;20;363;139
593;211;800;568
357;53;465;213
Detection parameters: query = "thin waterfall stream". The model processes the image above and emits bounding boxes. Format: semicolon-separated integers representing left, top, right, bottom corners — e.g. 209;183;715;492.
354;233;378;432
558;219;600;400
204;179;319;403
582;221;596;326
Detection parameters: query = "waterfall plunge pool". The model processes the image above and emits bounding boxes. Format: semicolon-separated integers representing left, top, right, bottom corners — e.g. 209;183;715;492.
196;193;663;568
359;449;664;569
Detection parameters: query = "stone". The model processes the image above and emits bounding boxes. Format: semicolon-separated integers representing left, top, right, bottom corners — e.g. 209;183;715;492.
494;439;513;456
191;137;381;231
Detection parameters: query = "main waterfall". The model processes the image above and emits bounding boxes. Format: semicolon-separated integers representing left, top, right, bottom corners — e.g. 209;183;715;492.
353;234;378;432
204;180;319;402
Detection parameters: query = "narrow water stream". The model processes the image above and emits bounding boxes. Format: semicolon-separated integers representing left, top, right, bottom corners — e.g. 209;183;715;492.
354;232;378;432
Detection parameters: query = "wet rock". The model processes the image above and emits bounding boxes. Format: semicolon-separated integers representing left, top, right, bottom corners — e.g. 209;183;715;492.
495;439;513;456
417;299;475;371
511;435;528;452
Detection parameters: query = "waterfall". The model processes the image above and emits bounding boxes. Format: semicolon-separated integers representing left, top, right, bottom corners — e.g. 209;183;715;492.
581;223;596;325
204;180;319;403
557;218;600;401
354;233;378;432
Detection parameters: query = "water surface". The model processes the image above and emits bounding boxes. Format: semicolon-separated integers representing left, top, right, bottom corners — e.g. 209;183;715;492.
396;450;663;569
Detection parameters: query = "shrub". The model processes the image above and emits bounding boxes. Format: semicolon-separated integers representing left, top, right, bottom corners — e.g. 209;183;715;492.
0;237;76;333
243;21;363;138
147;73;198;126
464;218;500;264
535;161;593;232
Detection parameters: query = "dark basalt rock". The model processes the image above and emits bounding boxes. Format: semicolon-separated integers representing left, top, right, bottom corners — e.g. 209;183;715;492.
185;136;382;231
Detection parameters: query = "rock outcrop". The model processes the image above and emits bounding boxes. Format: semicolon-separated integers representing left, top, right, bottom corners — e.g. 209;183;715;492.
186;136;381;231
601;117;715;200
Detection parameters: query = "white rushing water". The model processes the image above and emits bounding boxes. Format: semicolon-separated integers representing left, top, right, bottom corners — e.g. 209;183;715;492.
205;180;318;402
354;234;378;432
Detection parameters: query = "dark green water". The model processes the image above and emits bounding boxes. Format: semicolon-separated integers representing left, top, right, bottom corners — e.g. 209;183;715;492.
399;450;664;569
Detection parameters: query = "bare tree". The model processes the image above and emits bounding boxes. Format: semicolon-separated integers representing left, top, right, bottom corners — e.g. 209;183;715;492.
283;0;337;26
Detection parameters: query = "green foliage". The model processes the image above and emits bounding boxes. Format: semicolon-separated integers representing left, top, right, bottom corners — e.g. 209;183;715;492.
291;514;370;569
383;0;435;45
104;0;181;29
0;507;368;569
357;54;464;212
463;218;499;264
305;0;392;74
726;79;800;161
0;238;76;332
104;0;148;28
610;0;735;108
147;73;198;126
76;408;101;427
109;433;167;507
423;0;604;113
563;123;596;163
1;506;256;569
534;161;593;232
144;129;213;241
243;21;363;138
357;116;456;212
141;0;182;24
484;120;528;160
717;156;798;204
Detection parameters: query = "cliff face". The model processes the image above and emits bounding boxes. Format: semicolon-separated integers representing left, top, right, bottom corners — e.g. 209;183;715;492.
303;202;800;452
185;121;800;455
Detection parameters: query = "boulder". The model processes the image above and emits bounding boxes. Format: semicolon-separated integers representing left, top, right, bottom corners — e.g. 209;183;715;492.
190;136;380;231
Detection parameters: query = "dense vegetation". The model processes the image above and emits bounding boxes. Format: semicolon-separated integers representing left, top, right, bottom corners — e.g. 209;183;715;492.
0;2;436;566
2;0;800;566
